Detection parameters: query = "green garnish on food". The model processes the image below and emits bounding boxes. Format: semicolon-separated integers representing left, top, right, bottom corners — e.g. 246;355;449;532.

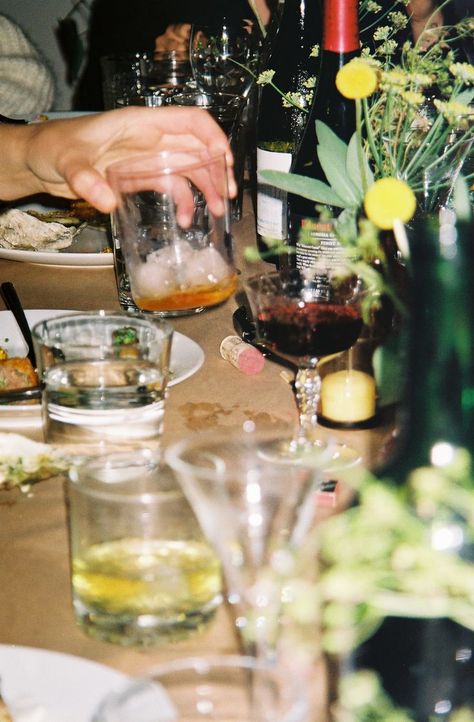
112;327;139;346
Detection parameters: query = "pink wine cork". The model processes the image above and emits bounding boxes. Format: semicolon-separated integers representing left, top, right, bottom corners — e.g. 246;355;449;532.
220;336;265;375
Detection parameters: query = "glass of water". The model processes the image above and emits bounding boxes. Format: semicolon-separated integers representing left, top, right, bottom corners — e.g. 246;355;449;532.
32;311;173;457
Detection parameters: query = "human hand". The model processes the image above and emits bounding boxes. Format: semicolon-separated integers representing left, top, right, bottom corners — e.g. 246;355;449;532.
0;106;236;212
155;23;191;53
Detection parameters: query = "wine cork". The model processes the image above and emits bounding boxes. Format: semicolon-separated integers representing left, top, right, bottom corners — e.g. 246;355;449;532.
220;336;265;375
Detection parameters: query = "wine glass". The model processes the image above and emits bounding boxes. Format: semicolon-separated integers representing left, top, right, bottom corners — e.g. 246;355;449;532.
165;423;334;660
189;19;259;97
244;269;365;458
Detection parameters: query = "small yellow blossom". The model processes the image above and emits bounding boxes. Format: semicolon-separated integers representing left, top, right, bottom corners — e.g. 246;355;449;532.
433;98;474;125
364;178;417;229
401;90;425;107
335;59;378;100
257;69;275;85
408;72;433;88
310;44;320;58
449;62;474;84
373;25;390;41
381;69;408;87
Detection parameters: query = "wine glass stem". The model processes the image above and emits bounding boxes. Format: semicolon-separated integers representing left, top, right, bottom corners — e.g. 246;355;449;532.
293;365;321;445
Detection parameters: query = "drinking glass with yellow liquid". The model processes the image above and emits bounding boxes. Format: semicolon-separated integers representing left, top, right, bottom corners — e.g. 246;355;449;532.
66;450;222;647
107;150;236;316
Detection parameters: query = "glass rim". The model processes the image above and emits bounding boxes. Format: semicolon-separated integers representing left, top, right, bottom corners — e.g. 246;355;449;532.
31;309;174;341
68;450;183;503
106;148;227;182
93;653;309;721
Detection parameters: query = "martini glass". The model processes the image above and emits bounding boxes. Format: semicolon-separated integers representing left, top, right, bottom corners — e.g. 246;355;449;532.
165;423;334;660
244;270;365;458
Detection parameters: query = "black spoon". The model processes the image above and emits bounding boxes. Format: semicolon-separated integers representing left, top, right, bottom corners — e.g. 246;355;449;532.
1;282;37;368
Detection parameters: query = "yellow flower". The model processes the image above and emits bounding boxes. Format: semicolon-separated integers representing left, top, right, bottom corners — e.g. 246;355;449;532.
364;178;416;229
336;59;378;100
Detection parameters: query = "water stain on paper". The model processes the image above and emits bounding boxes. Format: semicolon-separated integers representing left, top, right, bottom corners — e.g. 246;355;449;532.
179;402;290;431
179;402;236;431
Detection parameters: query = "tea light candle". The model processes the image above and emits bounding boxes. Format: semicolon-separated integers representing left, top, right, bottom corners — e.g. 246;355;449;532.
321;369;376;423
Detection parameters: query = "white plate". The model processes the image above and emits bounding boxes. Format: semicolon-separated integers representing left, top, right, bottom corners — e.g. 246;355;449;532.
0;309;204;426
0;644;129;722
0;196;112;267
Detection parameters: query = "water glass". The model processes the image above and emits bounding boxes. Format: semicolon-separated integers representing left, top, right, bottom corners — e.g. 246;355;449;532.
170;91;247;221
93;654;309;722
32;311;173;456
100;52;151;109
67;451;222;647
107;150;236;316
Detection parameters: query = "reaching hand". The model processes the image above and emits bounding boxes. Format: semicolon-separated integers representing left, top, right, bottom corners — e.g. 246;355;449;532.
0;106;236;212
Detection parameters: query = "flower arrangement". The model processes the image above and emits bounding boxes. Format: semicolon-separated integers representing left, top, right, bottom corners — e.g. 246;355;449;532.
255;4;474;271
243;444;474;721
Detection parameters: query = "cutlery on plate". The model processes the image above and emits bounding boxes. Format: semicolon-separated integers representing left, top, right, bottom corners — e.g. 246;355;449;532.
0;282;37;368
0;386;42;403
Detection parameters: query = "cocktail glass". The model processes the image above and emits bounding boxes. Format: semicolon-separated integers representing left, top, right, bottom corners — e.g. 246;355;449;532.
244;270;365;458
165;423;333;659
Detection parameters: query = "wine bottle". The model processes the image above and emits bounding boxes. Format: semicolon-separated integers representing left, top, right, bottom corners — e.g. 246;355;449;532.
287;0;359;278
255;0;322;263
352;211;474;720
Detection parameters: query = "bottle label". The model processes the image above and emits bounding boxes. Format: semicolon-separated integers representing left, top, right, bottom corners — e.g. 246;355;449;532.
257;147;292;241
291;215;349;295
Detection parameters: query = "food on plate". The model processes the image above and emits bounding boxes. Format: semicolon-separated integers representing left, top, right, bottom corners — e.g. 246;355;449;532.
27;199;108;228
0;433;69;490
0;345;39;404
0;357;39;392
0;208;75;251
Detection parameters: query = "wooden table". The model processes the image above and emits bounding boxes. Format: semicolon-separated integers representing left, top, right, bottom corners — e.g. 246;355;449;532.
0;196;395;680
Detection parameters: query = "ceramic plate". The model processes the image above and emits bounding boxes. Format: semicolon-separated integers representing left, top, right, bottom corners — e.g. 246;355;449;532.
0;309;204;427
0;195;112;267
0;644;129;722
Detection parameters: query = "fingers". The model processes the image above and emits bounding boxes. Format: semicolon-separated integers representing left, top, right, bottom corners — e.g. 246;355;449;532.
64;164;118;212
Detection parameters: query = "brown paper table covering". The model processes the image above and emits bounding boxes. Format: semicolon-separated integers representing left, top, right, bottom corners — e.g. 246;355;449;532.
0;195;394;679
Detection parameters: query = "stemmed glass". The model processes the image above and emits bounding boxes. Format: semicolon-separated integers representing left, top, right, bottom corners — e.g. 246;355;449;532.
244;269;365;458
189;20;259;97
165;424;333;660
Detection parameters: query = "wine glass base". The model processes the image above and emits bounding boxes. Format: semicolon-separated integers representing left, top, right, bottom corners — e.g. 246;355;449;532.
256;436;361;474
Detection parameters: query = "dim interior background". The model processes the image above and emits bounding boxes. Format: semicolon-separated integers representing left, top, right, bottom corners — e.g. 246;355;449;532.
2;0;91;111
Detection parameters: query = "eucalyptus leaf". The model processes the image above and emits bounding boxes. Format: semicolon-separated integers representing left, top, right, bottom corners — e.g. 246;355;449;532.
347;132;374;195
260;170;347;208
453;175;473;222
456;88;474;105
315;122;360;207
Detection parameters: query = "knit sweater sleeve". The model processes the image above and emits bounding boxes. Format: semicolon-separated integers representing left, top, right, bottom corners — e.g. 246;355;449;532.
0;15;55;116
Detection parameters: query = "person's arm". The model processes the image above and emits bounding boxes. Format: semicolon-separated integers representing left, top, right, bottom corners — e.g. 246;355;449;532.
0;106;236;212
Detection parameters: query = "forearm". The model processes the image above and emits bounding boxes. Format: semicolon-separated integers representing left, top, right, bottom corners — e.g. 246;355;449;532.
0;124;44;201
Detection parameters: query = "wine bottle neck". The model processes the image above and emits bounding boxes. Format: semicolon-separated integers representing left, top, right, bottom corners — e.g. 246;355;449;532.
388;215;474;477
322;0;359;53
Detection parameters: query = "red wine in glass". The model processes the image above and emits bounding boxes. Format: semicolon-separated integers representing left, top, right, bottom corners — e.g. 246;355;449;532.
256;300;363;364
244;270;365;457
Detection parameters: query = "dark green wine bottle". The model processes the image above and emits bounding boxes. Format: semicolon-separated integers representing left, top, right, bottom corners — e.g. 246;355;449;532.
353;211;474;721
287;0;358;279
255;0;322;263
